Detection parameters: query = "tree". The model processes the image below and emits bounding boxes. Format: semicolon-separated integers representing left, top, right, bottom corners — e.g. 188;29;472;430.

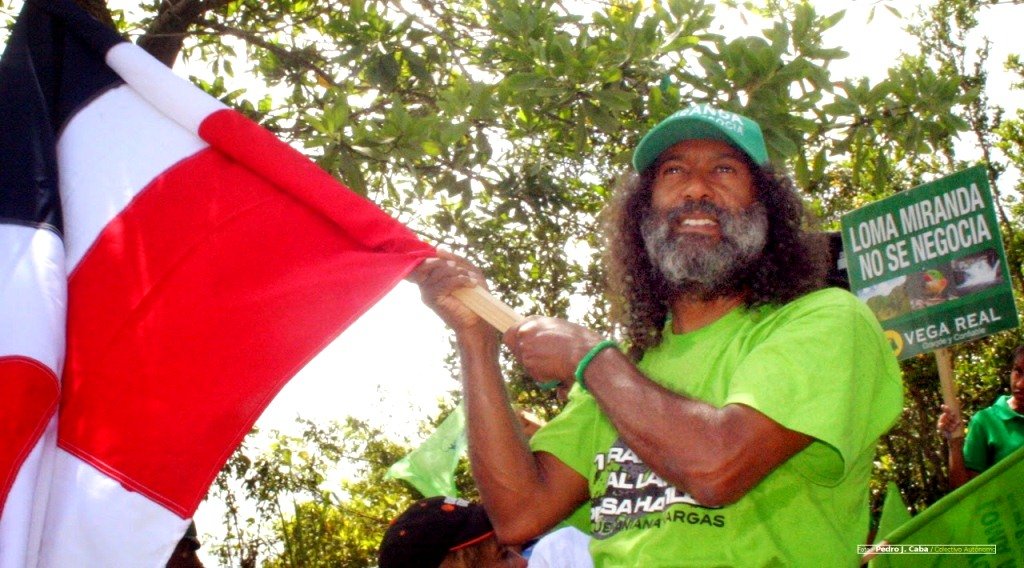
208;410;477;567
0;0;973;321
209;418;403;567
3;0;1023;561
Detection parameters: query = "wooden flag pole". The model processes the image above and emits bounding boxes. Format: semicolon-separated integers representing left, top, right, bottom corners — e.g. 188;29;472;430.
935;347;960;415
860;542;886;564
452;285;525;333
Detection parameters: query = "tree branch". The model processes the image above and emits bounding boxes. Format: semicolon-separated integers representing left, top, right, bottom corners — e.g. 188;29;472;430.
197;18;343;89
138;0;233;66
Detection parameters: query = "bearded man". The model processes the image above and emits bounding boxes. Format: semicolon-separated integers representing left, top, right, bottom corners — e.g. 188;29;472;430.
411;105;904;566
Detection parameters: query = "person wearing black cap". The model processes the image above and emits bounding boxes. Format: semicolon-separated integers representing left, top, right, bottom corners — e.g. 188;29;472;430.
411;104;903;565
379;497;526;568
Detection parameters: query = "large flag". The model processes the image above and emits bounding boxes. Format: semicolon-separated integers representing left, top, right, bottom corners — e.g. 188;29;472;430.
868;445;1024;566
386;404;467;497
0;1;434;566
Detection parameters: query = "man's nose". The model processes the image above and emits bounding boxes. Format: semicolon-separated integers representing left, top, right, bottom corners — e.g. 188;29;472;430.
679;173;714;203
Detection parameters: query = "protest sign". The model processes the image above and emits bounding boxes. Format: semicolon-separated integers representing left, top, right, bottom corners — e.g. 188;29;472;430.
841;166;1019;360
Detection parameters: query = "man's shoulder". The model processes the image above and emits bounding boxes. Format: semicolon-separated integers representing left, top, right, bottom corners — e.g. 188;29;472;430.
748;287;892;353
786;286;860;307
764;286;869;322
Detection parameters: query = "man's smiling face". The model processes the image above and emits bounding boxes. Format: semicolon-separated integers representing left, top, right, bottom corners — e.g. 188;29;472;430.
648;138;757;235
640;139;767;298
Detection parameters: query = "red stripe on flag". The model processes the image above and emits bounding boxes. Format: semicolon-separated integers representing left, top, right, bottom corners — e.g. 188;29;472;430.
199;109;427;254
59;117;432;515
0;356;59;511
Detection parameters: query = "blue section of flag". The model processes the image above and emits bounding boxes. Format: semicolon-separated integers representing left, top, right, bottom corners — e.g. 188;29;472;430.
0;0;124;233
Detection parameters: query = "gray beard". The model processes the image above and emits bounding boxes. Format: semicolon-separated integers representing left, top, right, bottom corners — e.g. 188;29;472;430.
641;200;768;300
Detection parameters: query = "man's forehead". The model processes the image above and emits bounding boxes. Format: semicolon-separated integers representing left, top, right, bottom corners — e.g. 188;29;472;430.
655;140;748;162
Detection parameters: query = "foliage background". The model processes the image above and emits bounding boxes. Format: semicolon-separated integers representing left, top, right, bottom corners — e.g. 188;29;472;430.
2;0;1023;565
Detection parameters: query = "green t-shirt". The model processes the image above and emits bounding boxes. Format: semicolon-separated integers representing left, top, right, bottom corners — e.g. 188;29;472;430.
963;395;1024;473
530;288;904;567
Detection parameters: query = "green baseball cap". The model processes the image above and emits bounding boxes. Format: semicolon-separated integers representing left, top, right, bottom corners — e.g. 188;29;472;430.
632;104;769;172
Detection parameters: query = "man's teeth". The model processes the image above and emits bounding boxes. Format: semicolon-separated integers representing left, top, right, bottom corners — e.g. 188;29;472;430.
682;219;716;226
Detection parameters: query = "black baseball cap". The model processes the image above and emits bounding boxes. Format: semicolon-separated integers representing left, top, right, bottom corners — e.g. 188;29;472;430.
378;497;495;568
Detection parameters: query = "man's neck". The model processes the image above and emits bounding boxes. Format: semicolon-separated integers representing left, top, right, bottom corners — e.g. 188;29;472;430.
669;294;746;334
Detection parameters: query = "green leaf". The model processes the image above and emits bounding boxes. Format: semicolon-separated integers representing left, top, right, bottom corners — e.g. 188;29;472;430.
502;73;544;91
366;52;400;91
421;140;442;156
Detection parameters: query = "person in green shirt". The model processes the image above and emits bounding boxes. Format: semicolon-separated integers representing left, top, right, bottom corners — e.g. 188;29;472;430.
937;345;1024;489
410;104;904;566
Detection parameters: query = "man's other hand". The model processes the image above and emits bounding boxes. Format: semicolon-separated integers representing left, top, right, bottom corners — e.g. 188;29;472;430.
504;316;603;388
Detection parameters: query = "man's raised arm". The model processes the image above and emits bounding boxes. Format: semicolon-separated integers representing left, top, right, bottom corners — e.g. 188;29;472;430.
408;252;588;543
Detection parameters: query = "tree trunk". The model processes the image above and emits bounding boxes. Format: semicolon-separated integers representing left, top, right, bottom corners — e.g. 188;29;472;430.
137;0;234;66
69;0;232;67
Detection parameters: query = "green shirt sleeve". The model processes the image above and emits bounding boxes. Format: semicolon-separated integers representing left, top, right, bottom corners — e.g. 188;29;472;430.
724;289;904;484
529;384;609;479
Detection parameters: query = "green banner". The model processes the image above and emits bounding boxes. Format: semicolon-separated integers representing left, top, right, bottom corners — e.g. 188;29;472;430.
385;404;466;497
840;166;1019;360
867;445;1024;567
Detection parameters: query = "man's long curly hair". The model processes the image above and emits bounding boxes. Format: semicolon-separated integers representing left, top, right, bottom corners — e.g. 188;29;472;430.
603;158;829;360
